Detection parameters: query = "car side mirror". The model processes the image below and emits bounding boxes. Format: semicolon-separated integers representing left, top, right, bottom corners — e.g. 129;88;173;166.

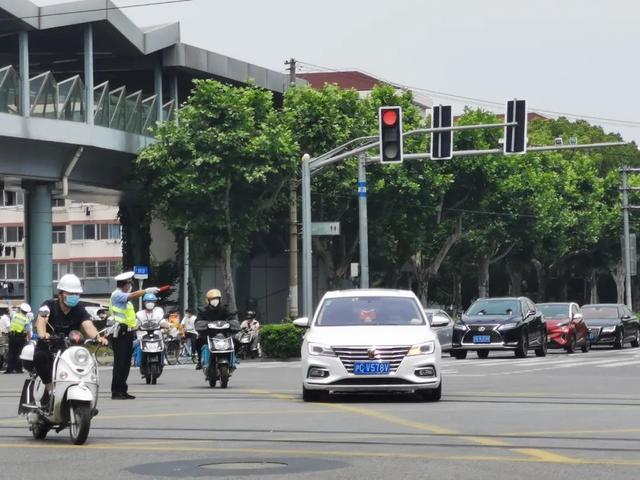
524;309;535;319
573;313;583;321
431;316;450;327
293;317;310;328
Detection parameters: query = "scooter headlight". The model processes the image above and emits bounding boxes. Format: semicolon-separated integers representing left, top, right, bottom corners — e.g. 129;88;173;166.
213;339;230;350
73;348;91;366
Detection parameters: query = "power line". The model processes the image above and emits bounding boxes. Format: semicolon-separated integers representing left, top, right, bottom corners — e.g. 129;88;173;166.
297;60;640;129
0;0;192;23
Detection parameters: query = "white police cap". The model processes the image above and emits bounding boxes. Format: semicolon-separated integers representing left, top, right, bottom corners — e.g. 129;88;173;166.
114;271;135;282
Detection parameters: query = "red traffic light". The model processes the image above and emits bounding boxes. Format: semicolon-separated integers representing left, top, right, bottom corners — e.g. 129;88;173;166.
381;109;398;126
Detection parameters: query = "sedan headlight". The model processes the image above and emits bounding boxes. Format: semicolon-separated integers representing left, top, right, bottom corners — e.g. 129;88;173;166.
407;341;435;356
73;348;91;366
453;323;468;331
498;322;519;331
307;343;336;357
602;326;617;333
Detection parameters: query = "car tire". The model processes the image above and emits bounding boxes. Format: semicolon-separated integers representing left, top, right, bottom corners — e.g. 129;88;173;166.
534;334;547;357
452;350;467;360
515;331;528;358
581;338;591;353
631;328;640;348
477;350;489;359
566;334;577;354
613;329;624;350
302;386;327;402
420;381;442;402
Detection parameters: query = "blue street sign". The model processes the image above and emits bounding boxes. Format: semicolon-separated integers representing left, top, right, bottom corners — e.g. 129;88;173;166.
133;265;149;279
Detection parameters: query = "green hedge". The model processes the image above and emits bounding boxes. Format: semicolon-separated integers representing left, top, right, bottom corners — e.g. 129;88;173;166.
260;323;304;359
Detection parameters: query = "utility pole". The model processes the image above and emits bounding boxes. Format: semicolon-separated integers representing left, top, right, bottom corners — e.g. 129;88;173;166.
358;155;369;288
620;168;638;309
285;58;299;318
183;232;190;317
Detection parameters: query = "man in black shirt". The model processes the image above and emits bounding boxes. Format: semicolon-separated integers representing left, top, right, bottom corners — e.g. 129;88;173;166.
34;274;107;404
194;288;238;369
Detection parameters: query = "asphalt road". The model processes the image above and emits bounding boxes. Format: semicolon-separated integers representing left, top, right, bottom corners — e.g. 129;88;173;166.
0;347;639;480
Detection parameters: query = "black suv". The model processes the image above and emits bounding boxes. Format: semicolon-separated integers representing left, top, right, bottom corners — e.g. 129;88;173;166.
451;297;547;359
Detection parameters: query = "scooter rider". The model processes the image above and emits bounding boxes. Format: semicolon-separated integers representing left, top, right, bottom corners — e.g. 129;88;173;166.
34;274;108;406
134;293;170;367
194;289;238;370
5;303;32;374
110;271;160;400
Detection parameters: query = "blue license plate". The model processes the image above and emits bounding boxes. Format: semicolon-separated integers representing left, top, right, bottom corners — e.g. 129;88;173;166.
353;362;390;375
473;335;491;344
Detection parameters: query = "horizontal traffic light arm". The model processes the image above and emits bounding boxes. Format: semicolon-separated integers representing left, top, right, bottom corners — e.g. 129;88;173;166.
407;121;517;135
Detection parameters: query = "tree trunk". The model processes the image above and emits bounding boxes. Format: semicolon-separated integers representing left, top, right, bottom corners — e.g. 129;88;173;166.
507;262;522;297
560;281;569;302
589;269;598;304
531;259;546;302
478;256;490;298
452;272;462;311
610;261;625;304
222;176;237;313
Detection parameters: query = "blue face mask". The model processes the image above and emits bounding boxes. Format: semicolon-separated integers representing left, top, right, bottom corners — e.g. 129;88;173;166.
64;294;80;307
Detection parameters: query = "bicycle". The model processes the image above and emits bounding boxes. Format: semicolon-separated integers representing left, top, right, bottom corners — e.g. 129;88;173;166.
94;325;115;367
177;336;198;365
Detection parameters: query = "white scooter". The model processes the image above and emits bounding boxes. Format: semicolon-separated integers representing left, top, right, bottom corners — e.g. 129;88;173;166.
18;332;99;445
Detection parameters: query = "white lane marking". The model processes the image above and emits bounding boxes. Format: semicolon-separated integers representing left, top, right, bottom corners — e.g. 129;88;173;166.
596;359;640;368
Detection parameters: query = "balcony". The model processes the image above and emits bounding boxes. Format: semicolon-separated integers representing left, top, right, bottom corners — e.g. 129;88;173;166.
0;66;174;136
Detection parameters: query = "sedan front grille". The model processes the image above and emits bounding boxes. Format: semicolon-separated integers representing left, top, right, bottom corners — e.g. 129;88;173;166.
332;346;410;374
589;327;601;337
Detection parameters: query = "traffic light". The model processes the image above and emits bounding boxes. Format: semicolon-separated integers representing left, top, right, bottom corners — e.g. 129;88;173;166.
430;105;453;160
504;99;527;155
378;106;403;163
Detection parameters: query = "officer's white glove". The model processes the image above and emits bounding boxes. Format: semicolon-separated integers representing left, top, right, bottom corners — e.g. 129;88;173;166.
145;287;160;295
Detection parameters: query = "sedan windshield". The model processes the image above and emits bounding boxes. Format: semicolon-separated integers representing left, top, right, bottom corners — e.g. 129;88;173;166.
316;296;426;326
537;304;570;318
467;299;521;316
581;306;619;319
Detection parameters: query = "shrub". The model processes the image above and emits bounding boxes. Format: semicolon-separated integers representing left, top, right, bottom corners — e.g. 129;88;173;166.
260;322;304;359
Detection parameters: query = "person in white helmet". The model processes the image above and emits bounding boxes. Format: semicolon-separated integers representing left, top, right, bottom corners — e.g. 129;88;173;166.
34;274;108;406
109;271;160;400
5;303;32;374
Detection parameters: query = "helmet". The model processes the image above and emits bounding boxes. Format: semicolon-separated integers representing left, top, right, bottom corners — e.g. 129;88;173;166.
206;289;222;301
142;292;158;302
57;274;83;294
246;310;256;319
19;303;31;314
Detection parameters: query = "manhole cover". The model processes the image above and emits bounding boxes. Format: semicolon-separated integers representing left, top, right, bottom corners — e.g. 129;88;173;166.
200;462;287;471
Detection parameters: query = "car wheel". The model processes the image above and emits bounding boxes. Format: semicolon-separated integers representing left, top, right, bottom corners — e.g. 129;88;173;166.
631;328;640;348
566;334;577;354
302;386;327;402
452;350;467;360
535;333;547;357
581;338;591;353
613;329;624;349
515;331;528;358
477;350;489;359
420;380;442;402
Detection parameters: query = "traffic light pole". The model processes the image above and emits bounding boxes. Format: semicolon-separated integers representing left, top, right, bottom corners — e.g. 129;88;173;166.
301;154;313;318
622;170;632;309
358;155;369;288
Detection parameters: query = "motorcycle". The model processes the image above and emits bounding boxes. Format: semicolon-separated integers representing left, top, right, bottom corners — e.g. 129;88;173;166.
200;319;238;388
139;320;166;385
236;325;260;359
18;332;99;445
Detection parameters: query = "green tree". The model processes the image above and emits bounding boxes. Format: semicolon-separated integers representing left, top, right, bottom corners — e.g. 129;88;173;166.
136;80;297;312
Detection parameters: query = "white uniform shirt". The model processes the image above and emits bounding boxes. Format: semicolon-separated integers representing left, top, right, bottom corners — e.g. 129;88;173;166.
181;314;197;334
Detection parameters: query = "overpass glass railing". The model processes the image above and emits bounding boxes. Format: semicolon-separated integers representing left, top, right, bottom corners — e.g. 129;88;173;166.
30;72;58;119
58;75;85;122
0;66;19;114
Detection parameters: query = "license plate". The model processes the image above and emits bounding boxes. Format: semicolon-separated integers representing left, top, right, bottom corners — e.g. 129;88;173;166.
353;362;390;375
473;335;491;344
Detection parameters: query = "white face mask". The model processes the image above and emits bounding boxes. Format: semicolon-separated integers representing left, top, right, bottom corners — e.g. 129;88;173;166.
145;302;155;310
209;299;220;308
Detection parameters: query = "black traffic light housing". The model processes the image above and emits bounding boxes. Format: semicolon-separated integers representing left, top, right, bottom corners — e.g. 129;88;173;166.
379;106;403;163
504;99;527;154
431;105;453;160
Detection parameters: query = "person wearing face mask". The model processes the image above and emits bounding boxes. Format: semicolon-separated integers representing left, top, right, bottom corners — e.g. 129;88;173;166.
34;274;108;406
109;271;160;400
194;289;237;370
134;292;170;370
5;303;32;374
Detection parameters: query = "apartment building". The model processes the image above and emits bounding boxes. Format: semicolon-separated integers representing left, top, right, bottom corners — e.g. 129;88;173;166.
0;190;122;301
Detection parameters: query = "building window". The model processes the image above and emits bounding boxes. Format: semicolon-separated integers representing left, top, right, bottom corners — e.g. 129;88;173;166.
1;190;24;207
52;225;66;244
109;260;122;276
2;226;24;243
52;198;66;208
84;224;96;240
71;262;84;277
97;261;108;278
52;263;58;281
3;263;24;280
70;223;120;241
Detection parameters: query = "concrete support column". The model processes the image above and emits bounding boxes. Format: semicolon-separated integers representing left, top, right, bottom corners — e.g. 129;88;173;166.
24;183;53;308
154;56;163;122
18;30;29;116
84;23;94;125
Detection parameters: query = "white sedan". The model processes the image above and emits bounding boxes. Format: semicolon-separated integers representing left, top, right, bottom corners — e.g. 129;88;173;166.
294;289;442;402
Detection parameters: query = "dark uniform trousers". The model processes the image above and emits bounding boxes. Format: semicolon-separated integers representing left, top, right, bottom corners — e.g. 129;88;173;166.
7;332;26;372
111;326;134;395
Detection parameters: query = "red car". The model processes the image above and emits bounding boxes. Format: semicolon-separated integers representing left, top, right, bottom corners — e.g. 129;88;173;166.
537;302;590;353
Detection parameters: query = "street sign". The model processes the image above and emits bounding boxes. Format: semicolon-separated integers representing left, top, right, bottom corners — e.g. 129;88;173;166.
621;234;637;276
133;265;149;280
431;105;453;160
350;262;359;278
311;222;340;236
504;99;527;155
